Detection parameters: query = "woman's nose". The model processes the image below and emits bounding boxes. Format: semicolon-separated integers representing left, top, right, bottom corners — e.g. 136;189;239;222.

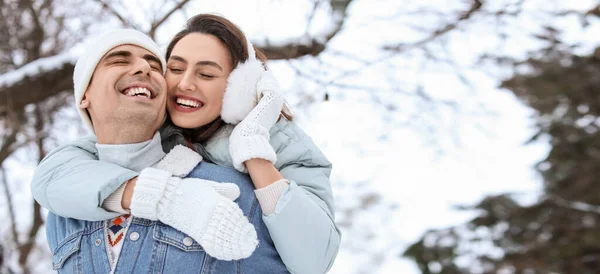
177;71;197;92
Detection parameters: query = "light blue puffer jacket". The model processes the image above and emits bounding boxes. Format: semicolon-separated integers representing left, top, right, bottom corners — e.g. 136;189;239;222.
32;118;341;274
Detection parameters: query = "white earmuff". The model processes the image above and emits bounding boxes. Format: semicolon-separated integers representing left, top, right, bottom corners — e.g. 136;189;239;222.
221;39;265;124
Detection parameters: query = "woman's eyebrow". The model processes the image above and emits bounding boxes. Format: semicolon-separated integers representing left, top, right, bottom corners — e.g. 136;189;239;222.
169;55;222;71
195;61;223;71
169;55;187;63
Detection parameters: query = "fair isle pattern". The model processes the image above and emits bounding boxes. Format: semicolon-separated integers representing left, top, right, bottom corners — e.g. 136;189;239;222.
107;214;130;247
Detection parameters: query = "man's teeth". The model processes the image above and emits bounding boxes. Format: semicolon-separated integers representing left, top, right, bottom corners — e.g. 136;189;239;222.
176;97;201;108
124;87;151;98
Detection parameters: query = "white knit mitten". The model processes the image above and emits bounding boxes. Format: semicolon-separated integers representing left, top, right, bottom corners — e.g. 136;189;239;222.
130;167;257;260
229;70;284;173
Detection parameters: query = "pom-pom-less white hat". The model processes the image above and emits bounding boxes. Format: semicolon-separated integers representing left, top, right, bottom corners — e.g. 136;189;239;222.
73;29;166;133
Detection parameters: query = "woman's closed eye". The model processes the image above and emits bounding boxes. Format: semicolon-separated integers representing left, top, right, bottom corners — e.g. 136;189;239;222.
199;73;215;79
168;67;184;74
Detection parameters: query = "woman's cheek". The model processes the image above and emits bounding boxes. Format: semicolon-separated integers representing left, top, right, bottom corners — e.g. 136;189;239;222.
165;73;178;91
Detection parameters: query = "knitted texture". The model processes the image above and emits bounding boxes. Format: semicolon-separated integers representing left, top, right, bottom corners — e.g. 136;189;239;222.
202;180;241;201
156;176;258;260
152;145;239;200
154;145;202;177
229;71;284;173
105;214;132;272
254;179;290;215
129;167;172;220
130;147;257;260
107;215;131;247
102;183;129;214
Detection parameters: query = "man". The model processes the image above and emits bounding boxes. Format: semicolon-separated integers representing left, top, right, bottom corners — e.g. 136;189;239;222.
33;29;289;273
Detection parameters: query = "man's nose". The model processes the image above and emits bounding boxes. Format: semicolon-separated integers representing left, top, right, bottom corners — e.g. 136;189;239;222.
131;58;151;76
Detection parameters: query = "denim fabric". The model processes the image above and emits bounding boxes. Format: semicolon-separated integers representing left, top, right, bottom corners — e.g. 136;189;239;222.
46;161;289;274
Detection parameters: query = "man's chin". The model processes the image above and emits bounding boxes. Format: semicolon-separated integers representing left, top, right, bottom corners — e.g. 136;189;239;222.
124;99;163;112
115;109;162;125
125;96;156;105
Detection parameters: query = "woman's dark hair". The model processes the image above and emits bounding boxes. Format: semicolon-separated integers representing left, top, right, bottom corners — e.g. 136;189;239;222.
165;14;292;144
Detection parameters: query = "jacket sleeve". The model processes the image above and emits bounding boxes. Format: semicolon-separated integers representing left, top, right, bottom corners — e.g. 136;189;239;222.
265;121;341;274
31;137;138;221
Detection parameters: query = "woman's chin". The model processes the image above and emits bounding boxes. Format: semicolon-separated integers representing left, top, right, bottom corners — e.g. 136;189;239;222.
173;120;200;129
169;116;210;129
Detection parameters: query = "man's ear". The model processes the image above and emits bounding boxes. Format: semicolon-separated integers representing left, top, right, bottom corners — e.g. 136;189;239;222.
79;93;90;108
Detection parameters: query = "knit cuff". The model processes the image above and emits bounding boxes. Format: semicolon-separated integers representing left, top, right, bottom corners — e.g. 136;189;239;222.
254;179;290;216
102;183;130;214
230;134;277;173
154;145;202;177
156;176;184;212
130;168;172;220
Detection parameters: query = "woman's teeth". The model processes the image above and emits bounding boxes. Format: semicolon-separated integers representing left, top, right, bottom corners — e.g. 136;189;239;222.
125;87;151;98
176;97;201;108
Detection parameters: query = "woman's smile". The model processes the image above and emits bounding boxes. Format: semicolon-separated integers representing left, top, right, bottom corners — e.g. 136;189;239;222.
171;94;204;113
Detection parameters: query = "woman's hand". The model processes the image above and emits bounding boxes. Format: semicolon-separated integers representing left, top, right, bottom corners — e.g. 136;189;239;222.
229;70;284;173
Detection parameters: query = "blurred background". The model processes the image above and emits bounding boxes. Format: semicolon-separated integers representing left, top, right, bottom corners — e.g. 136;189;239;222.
1;0;599;273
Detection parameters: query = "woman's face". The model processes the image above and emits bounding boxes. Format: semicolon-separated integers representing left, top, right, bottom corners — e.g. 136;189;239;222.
165;33;233;129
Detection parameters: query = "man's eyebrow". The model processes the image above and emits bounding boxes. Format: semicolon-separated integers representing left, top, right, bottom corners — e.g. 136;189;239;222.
169;55;223;71
103;50;131;60
143;54;162;66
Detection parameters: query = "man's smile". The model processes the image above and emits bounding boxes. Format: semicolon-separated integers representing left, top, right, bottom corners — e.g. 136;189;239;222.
123;87;151;99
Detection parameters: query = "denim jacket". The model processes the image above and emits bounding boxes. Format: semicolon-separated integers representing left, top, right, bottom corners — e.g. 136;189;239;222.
34;119;340;273
46;152;289;273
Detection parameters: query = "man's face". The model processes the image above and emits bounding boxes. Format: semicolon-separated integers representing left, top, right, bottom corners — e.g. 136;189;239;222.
81;45;167;135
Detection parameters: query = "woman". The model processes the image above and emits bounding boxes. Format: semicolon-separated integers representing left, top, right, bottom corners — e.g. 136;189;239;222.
32;14;340;274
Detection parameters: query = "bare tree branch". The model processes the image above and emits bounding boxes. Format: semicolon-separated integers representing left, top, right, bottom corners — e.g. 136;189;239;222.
286;61;380;92
95;0;133;28
383;0;483;53
24;1;44;59
260;0;354;60
0;116;20;164
148;0;193;39
16;105;46;271
0;60;74;118
0;167;18;252
543;194;600;215
304;0;322;35
0;0;352;110
0;110;21;271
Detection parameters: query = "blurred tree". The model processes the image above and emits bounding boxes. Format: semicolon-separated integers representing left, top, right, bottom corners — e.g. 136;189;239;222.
0;0;355;272
404;7;600;274
0;0;78;272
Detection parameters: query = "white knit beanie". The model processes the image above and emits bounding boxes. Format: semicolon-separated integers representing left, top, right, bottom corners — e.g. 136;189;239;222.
73;29;166;134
